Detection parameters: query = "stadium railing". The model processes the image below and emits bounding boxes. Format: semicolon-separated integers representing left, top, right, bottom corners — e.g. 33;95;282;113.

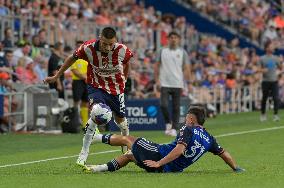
1;91;27;132
190;85;262;114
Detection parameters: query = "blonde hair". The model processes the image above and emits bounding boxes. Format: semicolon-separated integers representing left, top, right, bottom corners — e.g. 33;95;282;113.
17;57;26;67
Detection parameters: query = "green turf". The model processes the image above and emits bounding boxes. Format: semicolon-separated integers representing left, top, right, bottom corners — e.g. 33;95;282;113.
0;111;283;188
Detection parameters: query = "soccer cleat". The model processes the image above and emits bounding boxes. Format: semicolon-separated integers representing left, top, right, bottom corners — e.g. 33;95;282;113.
165;129;171;135
76;152;88;168
260;114;267;122
84;164;108;173
165;129;177;137
273;115;280;122
234;166;246;173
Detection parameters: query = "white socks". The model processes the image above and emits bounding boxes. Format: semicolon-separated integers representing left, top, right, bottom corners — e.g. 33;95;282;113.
89;164;108;172
81;118;98;154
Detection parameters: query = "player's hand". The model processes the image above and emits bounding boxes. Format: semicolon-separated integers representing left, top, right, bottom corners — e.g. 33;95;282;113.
43;75;58;84
234;166;245;173
143;160;161;168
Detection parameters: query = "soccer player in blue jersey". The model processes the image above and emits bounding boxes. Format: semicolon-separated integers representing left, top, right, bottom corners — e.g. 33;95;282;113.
85;106;245;173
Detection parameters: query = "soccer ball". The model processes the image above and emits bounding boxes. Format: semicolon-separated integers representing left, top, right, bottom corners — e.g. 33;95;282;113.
91;103;112;125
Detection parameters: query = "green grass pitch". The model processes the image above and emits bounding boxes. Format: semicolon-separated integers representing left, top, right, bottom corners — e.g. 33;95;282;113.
0;111;284;188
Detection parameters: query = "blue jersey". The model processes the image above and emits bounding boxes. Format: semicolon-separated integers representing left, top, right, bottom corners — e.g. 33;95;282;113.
158;125;224;172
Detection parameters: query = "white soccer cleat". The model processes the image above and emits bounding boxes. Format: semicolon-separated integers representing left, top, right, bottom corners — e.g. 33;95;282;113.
260;114;267;122
165;129;177;137
273;115;280;122
76;152;88;168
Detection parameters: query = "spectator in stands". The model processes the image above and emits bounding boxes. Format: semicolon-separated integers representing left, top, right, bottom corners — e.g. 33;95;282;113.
11;42;31;67
31;35;41;58
0;50;14;81
224;72;237;113
15;57;37;84
155;31;191;136
2;27;13;48
262;24;278;46
273;13;284;29
33;56;47;83
259;41;282;122
0;50;9;68
48;42;64;99
0;0;9;16
186;0;284;49
38;28;49;48
0;72;17;132
0;41;4;57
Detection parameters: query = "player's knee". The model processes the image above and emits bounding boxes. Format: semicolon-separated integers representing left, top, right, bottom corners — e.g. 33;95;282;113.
90;103;112;125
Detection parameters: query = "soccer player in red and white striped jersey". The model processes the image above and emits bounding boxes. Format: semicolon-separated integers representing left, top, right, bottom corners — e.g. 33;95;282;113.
44;27;134;167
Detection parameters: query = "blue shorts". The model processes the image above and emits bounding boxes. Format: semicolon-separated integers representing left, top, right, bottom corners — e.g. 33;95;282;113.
132;138;163;172
87;85;126;118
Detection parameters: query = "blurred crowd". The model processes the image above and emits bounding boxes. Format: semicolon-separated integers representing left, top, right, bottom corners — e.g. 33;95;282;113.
0;0;284;105
183;0;284;49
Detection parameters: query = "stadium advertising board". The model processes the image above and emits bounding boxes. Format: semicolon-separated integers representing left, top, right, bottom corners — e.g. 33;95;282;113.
109;98;165;131
109;98;190;131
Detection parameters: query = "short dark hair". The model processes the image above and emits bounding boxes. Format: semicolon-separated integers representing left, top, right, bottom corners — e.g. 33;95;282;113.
53;42;63;50
101;27;116;39
76;40;84;45
187;105;206;125
264;41;272;50
168;31;180;38
5;49;13;54
64;45;72;52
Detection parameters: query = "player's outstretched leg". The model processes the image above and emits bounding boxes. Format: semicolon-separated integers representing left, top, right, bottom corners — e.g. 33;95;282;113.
76;119;98;167
84;152;135;173
76;103;112;167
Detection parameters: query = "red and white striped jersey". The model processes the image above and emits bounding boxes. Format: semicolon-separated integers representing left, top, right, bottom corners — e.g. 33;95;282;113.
73;39;134;95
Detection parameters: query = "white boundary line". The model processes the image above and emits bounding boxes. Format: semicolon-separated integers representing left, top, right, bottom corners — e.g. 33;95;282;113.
0;126;283;168
0;150;120;168
215;126;284;138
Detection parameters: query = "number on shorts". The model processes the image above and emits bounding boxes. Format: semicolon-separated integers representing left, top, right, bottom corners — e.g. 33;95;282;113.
119;93;125;114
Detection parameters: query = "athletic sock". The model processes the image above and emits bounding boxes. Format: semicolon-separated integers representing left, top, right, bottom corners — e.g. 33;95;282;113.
80;107;89;128
102;134;113;145
107;159;121;172
81;118;97;154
